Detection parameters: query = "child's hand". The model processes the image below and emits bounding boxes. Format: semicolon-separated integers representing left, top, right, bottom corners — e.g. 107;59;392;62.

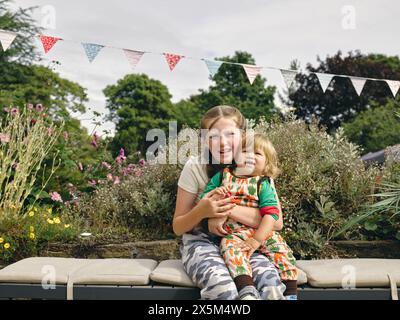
214;186;231;199
236;237;261;257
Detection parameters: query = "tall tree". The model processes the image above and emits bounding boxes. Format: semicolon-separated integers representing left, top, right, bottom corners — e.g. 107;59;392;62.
104;74;175;155
285;51;400;131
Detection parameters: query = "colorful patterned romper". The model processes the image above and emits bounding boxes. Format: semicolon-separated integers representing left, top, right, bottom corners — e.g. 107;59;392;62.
200;167;297;282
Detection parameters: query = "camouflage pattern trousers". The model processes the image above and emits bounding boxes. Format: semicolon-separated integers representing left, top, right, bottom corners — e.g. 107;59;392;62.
180;228;286;300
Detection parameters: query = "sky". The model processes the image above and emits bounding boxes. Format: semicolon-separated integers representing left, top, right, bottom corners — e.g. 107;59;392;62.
11;0;400;136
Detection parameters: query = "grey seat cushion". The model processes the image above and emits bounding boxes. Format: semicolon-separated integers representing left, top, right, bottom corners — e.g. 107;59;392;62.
0;257;157;286
297;258;400;288
150;259;308;287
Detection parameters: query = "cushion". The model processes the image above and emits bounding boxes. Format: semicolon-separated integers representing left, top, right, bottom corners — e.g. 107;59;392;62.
150;259;308;287
0;257;157;286
296;259;400;288
150;259;195;287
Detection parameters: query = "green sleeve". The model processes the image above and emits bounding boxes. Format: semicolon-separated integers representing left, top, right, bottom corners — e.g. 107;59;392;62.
259;180;279;220
199;171;222;200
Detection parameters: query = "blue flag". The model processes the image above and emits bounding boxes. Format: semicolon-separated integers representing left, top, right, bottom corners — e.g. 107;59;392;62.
204;59;223;78
82;43;104;63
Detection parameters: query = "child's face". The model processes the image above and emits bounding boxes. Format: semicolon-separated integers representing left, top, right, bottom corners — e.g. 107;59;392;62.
236;147;266;176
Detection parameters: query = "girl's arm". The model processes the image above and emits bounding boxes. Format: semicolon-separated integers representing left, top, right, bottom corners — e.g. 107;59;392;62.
173;187;235;236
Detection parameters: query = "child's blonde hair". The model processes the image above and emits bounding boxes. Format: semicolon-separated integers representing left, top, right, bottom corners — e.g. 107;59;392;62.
242;133;281;179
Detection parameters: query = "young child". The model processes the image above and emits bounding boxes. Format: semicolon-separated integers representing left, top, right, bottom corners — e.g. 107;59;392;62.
199;133;297;300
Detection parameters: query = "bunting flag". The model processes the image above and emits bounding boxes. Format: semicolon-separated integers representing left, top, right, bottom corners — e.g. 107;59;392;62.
386;80;400;97
350;77;367;96
243;64;262;84
82;43;105;63
40;35;62;54
123;49;144;70
281;69;298;89
0;30;17;51
204;59;223;78
316;73;334;92
164;53;183;71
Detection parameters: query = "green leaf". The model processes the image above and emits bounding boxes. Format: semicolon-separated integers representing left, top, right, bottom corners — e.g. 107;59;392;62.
364;220;378;231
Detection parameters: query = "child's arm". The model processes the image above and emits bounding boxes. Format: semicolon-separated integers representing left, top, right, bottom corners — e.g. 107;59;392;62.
198;171;224;200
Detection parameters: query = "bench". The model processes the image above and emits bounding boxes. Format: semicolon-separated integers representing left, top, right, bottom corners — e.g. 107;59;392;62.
0;257;398;300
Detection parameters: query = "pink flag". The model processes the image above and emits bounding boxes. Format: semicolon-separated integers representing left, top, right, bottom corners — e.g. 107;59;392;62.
242;64;262;84
123;49;144;70
164;53;183;71
40;35;62;54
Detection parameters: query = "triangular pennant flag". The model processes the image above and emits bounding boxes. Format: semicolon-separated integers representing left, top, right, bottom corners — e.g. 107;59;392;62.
40;35;62;54
82;43;104;63
350;77;367;96
243;64;262;85
280;69;297;89
315;73;334;92
386;80;400;97
164;53;183;71
204;59;223;78
123;49;144;70
0;30;17;51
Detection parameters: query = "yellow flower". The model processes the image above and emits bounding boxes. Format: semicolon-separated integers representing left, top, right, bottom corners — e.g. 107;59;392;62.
29;226;34;232
29;233;35;240
64;224;70;229
0;237;3;244
33;207;38;212
47;218;54;225
4;243;10;249
47;208;52;214
54;217;61;224
28;211;35;217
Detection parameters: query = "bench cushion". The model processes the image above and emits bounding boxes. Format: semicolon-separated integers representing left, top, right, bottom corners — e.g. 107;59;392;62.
150;259;308;287
296;259;400;288
0;257;157;286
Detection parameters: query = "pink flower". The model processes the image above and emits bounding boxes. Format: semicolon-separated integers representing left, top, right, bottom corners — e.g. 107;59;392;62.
115;148;126;164
51;191;63;203
91;132;100;148
11;108;18;115
139;159;146;166
63;132;69;142
0;133;10;143
102;162;112;170
88;180;97;186
107;173;113;181
27;104;34;110
135;170;143;177
47;127;54;136
113;176;120;185
35;104;44;112
3;107;9;113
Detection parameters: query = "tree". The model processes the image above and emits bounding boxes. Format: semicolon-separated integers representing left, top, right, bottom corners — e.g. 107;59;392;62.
285;51;400;131
104;74;175;155
187;51;277;123
343;100;400;154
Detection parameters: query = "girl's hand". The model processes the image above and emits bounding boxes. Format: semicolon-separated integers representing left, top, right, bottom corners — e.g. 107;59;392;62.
198;190;236;219
208;216;229;237
236;237;261;257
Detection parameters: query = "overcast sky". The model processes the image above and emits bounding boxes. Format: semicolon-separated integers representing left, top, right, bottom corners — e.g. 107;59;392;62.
12;0;400;136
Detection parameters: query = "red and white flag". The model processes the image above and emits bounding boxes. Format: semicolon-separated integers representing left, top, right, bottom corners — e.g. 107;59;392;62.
40;35;62;54
164;53;183;71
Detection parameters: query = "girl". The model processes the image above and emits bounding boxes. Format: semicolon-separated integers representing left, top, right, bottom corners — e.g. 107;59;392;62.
173;105;286;300
199;133;298;300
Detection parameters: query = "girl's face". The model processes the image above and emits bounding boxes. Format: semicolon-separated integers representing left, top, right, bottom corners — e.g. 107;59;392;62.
206;118;242;165
236;147;267;176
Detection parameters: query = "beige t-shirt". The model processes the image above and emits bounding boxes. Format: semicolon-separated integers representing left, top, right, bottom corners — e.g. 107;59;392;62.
178;156;210;201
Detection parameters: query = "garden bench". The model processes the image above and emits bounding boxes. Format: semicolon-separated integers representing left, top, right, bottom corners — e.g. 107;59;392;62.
0;257;398;300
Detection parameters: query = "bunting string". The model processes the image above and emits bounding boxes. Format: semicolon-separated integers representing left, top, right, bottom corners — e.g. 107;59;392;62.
0;29;399;97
